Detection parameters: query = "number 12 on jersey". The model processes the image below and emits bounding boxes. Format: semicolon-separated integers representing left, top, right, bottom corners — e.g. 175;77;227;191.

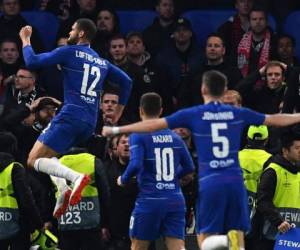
81;63;101;97
154;147;174;182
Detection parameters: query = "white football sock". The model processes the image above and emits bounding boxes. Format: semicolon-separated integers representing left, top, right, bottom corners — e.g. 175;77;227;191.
201;235;228;250
50;175;69;193
34;158;81;183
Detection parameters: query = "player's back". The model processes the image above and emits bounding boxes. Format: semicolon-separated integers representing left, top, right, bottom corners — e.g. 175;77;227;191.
133;129;193;200
166;101;265;187
58;45;109;126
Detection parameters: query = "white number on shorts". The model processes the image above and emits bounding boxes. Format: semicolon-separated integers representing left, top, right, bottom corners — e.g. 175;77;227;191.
211;123;229;158
154;147;174;181
81;63;101;97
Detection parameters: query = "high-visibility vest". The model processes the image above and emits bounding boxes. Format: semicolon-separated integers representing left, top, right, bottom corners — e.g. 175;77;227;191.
0;162;21;239
239;148;271;210
262;163;300;240
58;153;100;231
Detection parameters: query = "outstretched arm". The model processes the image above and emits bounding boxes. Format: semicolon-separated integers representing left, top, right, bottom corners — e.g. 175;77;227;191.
20;26;65;68
264;113;300;127
102;118;168;137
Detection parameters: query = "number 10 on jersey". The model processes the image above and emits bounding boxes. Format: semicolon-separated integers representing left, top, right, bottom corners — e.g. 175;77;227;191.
154;147;175;182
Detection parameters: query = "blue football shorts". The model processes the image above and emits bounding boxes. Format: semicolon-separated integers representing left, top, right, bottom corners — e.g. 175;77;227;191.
38;114;94;154
196;180;250;234
129;197;186;241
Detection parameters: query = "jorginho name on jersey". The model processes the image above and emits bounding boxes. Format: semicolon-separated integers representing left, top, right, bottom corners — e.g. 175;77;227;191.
166;101;265;185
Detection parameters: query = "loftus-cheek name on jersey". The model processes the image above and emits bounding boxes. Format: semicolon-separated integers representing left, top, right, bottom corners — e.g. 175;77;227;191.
152;135;173;143
75;50;107;66
202;111;234;120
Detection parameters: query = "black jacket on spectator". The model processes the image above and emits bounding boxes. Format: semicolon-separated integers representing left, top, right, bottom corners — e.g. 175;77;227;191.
155;40;202;109
112;59;148;122
143;17;176;57
282;66;300;113
236;69;286;114
104;159;138;240
0;14;43;52
192;61;242;105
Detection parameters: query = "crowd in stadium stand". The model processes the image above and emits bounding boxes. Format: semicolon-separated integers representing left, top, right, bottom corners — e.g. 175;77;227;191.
1;0;300;249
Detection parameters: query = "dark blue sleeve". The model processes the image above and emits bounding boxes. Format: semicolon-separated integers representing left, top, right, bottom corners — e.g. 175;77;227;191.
121;134;144;184
106;62;132;105
177;138;195;178
22;45;66;69
165;108;192;130
240;107;266;126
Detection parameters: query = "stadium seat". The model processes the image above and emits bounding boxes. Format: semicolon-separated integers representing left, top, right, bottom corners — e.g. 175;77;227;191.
117;10;158;35
182;10;277;48
283;11;300;59
182;10;235;47
21;11;59;51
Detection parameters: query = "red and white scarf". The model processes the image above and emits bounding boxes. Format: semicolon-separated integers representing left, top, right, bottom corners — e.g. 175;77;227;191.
237;30;271;77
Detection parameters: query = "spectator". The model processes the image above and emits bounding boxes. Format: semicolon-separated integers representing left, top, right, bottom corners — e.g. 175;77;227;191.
91;8;120;59
282;67;300;113
192;34;242;104
155;17;202;109
104;133;138;250
238;125;272;249
126;31;174;115
218;0;254;57
57;0;99;39
108;34;148;122
0;38;22;81
256;129;300;250
1;65;46;121
221;89;242;107
275;34;299;67
236;60;286;113
237;7;276;78
0;0;43;52
55;151;110;250
0;132;43;250
143;0;177;57
236;61;287;153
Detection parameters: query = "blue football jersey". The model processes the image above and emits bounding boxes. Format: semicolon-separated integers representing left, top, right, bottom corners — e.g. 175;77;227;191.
23;45;132;127
166;101;265;186
121;129;194;198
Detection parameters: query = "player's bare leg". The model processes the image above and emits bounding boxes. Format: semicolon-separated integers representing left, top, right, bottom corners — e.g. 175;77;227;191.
131;238;150;250
27;140;90;206
165;237;185;250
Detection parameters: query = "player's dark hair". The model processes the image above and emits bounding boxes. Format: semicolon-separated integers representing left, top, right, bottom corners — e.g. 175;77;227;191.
202;70;227;97
277;34;296;47
140;92;162;117
76;18;97;42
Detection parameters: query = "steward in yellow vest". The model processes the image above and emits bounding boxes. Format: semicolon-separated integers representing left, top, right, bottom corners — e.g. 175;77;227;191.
239;125;272;212
56;151;110;250
256;130;300;250
0;132;43;250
